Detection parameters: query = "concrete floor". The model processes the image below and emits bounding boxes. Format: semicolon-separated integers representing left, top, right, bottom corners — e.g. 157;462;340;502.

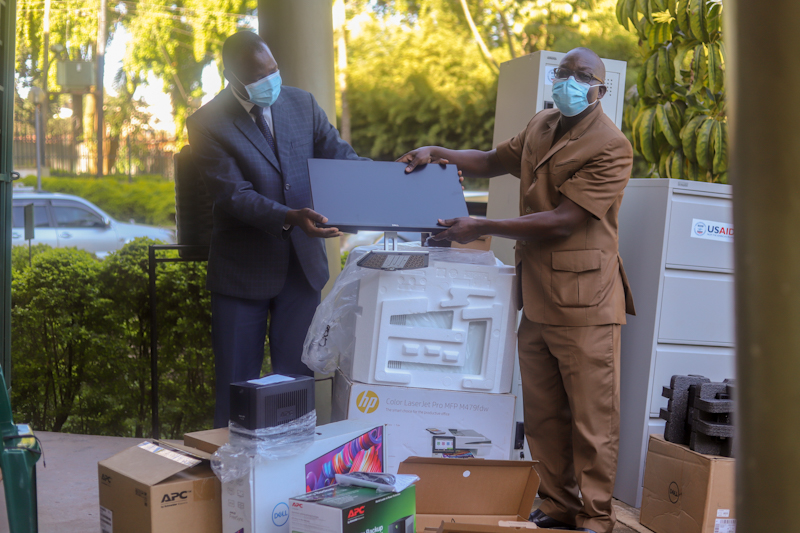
0;431;651;533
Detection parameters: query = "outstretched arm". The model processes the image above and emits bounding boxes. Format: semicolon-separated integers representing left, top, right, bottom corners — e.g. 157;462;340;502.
396;147;507;179
431;196;591;244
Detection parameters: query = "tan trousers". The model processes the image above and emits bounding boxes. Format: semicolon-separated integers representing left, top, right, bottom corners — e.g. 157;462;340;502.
518;316;621;533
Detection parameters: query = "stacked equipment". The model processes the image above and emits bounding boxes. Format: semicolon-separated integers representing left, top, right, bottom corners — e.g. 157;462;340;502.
660;374;735;457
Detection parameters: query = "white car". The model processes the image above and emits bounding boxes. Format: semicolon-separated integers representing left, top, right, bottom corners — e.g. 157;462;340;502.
12;189;175;258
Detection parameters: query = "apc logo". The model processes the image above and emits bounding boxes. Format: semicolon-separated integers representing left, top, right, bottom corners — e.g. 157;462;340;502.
272;502;289;526
348;506;366;519
693;221;707;236
161;491;189;503
292;502;303;508
668;482;681;504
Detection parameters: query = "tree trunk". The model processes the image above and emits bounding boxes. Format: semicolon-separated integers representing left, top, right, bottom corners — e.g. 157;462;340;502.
459;0;499;74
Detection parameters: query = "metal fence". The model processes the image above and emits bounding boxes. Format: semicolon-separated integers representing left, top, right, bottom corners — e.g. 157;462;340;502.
13;121;177;178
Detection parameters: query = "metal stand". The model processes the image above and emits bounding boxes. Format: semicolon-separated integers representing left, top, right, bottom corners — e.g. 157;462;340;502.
148;244;209;439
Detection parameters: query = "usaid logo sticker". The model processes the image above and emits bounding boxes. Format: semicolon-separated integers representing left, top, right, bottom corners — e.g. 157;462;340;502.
690;218;733;243
272;502;289;526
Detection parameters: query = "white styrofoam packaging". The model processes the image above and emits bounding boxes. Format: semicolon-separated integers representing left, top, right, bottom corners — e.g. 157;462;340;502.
332;372;516;473
338;257;517;393
214;420;385;533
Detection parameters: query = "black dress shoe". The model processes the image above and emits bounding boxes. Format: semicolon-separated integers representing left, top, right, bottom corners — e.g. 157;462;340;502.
528;509;576;530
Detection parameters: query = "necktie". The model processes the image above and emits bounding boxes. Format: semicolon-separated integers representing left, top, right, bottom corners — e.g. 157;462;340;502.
250;105;278;156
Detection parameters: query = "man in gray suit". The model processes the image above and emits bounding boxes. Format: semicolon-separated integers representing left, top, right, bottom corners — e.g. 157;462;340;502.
187;32;363;427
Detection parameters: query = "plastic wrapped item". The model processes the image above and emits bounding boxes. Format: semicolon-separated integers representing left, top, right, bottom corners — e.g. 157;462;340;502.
211;410;316;484
334;472;420;493
302;244;499;375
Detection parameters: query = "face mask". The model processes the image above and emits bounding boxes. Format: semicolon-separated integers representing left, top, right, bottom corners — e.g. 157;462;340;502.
551;76;599;117
233;70;282;108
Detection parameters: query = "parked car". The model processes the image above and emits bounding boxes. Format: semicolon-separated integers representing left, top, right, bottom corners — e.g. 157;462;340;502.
11;189;175;258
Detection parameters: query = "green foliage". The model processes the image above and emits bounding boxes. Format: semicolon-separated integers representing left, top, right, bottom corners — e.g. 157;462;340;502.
11;239;216;438
343;0;641;164
120;0;257;140
10;247;124;434
20;174;176;227
616;0;727;182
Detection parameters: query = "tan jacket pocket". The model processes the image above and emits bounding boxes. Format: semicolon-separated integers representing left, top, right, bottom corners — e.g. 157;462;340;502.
551;249;604;307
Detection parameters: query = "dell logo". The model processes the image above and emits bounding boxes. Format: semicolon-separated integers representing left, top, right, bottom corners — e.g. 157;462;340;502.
272;502;290;526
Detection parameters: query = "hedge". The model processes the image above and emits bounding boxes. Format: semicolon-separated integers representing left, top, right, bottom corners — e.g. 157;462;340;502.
19;174;177;227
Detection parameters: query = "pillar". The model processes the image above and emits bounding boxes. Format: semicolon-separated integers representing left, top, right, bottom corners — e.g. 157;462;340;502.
729;1;800;530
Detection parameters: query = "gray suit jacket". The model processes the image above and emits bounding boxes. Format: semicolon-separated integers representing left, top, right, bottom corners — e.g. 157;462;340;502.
186;85;362;299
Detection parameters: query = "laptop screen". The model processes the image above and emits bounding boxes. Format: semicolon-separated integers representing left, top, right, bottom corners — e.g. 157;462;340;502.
307;159;468;233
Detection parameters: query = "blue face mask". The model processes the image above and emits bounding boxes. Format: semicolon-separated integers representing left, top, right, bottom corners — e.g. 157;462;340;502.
234;70;282;108
551;76;599;117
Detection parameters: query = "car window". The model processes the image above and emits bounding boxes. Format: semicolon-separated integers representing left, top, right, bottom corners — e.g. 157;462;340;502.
52;204;106;228
12;205;50;228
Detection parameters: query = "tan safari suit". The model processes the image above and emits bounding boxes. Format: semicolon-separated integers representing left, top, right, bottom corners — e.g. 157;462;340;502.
496;102;635;533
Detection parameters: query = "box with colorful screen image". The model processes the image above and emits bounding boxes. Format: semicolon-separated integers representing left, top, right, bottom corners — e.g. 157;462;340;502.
290;483;415;533
305;427;383;491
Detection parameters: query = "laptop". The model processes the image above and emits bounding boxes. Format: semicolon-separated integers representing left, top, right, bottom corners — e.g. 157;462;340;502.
307;159;468;234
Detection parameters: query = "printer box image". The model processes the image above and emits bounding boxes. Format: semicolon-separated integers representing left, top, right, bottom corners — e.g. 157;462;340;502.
290;484;416;533
332;372;515;472
184;420;385;533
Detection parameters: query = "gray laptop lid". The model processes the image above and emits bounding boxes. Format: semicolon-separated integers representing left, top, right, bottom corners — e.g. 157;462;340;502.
307;159;468;233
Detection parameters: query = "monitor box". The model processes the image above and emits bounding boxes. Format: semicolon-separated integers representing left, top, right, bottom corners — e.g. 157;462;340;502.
97;441;221;533
338;254;517;394
332;371;515;473
289;484;416;533
183;420;385;533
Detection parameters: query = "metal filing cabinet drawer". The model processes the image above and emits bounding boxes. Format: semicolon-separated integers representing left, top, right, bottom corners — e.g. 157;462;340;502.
665;192;734;272
658;270;735;346
648;345;736;416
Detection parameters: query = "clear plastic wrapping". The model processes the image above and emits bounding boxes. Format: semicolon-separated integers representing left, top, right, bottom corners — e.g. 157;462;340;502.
302;244;498;374
210;410;317;484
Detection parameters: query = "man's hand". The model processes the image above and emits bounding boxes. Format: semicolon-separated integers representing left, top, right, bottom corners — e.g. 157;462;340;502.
285;208;342;238
430;217;484;244
396;148;465;188
397;147;449;173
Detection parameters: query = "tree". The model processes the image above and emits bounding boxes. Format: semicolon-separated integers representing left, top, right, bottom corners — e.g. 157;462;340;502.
119;0;257;140
616;0;727;182
340;0;640;177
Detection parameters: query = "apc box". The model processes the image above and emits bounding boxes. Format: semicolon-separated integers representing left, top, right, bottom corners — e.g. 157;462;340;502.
290;485;415;533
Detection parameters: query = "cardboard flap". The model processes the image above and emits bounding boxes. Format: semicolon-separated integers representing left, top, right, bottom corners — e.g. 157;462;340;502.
99;442;202;486
184;428;229;454
155;440;213;461
398;457;539;516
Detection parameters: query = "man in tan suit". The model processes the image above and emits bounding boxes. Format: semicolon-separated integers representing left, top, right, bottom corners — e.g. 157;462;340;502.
398;47;635;533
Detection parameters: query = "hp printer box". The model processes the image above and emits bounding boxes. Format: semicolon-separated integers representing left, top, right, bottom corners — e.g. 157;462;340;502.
290;485;416;533
184;420;385;533
332;371;515;472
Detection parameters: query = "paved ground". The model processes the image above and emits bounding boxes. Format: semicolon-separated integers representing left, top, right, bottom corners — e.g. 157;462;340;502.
0;431;651;533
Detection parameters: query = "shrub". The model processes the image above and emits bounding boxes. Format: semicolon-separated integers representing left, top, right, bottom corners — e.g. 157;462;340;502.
19;175;177;227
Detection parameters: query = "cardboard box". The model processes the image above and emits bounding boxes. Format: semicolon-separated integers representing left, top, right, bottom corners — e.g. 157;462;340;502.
98;441;221;533
332;372;516;472
184;420;385;533
397;457;538;532
640;435;735;533
290;485;416;533
452;235;492;252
